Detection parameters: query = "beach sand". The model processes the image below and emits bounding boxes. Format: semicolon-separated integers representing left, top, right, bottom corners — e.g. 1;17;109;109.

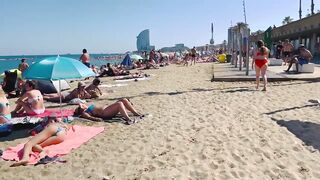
1;63;320;179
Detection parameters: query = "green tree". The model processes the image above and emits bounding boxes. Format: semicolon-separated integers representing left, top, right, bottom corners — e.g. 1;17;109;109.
282;16;293;25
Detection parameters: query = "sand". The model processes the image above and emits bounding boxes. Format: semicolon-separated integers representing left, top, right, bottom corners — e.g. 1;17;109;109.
1;63;320;180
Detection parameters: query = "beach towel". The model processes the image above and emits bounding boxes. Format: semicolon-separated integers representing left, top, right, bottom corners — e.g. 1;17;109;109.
99;83;128;88
1;125;104;165
115;77;150;82
15;109;74;118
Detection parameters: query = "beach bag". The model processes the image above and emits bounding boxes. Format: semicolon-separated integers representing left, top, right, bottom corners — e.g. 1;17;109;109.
68;98;86;105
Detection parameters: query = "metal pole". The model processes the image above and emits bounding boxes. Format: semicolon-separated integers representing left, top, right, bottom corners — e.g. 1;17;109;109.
59;80;62;118
239;30;243;71
299;0;302;19
243;0;250;75
311;0;314;15
245;28;250;75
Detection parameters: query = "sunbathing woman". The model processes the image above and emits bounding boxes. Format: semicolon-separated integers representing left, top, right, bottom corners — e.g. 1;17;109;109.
74;98;142;124
43;82;90;102
0;89;11;124
12;80;45;116
10;116;69;167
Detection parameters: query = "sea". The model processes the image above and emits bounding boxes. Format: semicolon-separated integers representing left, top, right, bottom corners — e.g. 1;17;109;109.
0;54;123;81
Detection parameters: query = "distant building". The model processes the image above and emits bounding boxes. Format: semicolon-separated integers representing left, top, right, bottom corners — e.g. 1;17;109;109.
160;44;189;52
136;29;154;52
249;13;320;63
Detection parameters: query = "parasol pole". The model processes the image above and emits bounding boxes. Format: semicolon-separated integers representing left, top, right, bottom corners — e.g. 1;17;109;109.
59;79;62;118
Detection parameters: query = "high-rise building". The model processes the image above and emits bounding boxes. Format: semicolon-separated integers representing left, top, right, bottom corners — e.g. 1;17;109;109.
136;29;154;52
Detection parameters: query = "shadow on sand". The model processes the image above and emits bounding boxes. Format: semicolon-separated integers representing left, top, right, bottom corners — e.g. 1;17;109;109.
271;117;320;151
0;129;29;142
264;104;319;115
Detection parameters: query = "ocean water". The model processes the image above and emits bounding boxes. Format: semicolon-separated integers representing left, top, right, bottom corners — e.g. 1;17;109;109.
0;54;122;75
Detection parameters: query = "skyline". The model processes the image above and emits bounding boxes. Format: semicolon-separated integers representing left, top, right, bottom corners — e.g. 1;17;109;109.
0;0;319;56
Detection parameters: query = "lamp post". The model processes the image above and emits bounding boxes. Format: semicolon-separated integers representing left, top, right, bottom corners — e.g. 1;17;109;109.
311;0;315;15
299;0;302;19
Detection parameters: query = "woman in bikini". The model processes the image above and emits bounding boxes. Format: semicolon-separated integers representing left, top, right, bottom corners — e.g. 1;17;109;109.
10;116;69;167
43;82;91;102
74;98;142;124
252;40;269;91
12;80;45;115
0;89;11;124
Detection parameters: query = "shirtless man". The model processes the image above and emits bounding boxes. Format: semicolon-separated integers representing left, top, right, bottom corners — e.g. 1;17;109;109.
282;39;294;65
190;47;197;65
80;49;90;67
18;59;29;73
285;44;313;73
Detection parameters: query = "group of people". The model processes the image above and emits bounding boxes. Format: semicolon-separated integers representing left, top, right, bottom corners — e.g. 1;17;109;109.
251;39;314;91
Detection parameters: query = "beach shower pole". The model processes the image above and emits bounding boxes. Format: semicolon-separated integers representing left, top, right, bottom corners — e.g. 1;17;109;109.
243;0;250;75
59;79;62;117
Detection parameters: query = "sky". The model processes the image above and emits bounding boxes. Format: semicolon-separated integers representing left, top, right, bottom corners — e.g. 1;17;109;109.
0;0;319;55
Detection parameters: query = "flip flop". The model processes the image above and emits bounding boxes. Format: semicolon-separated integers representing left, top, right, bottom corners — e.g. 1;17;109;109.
34;155;66;166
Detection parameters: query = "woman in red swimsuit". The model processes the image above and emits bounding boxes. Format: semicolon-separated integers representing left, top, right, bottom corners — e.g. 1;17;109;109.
252;40;269;91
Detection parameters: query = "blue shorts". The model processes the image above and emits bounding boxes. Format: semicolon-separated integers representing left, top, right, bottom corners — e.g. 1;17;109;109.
298;58;308;65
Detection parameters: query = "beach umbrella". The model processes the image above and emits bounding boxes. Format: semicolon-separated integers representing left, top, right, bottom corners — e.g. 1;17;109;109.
130;54;144;60
121;54;133;67
23;56;95;113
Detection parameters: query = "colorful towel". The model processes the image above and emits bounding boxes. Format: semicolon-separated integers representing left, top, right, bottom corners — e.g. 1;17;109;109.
15;109;74;118
1;125;104;165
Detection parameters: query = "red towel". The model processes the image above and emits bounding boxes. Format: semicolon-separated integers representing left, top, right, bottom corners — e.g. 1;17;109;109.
16;109;74;118
1;125;104;165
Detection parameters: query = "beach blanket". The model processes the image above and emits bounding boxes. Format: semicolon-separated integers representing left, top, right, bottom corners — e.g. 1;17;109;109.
1;125;104;165
15;109;74;118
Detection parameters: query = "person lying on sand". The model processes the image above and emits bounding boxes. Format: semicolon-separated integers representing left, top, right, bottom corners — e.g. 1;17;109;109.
106;63;130;76
10;116;69;167
85;78;102;98
43;82;90;102
12;80;45;116
74;98;143;125
113;71;150;80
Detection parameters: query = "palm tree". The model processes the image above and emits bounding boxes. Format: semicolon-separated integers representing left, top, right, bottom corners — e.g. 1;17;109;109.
282;16;293;25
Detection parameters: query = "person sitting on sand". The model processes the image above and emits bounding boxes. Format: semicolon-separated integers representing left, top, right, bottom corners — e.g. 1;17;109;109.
12;80;45;116
43;82;90;102
0;89;11;124
85;78;102;98
10;116;69;167
74;98;142;124
285;44;313;73
91;65;98;75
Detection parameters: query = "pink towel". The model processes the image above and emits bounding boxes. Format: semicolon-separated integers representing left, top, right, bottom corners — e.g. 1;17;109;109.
1;125;104;165
16;109;75;118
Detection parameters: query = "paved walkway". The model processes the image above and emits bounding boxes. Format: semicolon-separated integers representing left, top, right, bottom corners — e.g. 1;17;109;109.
212;62;320;82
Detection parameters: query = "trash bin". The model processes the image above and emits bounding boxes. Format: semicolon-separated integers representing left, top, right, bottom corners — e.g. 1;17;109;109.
226;54;232;63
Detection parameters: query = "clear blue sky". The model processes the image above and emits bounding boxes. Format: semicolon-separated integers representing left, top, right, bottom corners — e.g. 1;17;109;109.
0;0;318;55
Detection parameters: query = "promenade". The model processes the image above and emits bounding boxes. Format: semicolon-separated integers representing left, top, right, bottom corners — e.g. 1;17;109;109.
212;62;320;82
